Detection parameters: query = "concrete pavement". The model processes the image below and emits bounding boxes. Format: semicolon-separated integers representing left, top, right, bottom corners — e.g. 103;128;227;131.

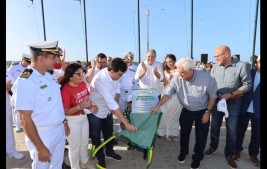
7;116;259;169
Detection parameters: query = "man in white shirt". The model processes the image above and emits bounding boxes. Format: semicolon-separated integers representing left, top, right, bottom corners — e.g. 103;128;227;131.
7;53;31;132
85;53;107;85
88;57;137;169
135;49;164;100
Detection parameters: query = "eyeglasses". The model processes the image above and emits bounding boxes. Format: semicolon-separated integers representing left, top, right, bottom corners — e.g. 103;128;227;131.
214;52;226;58
74;72;84;77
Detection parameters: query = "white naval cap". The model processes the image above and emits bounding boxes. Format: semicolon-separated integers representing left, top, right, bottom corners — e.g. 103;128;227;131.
22;53;31;62
26;40;62;56
123;52;134;63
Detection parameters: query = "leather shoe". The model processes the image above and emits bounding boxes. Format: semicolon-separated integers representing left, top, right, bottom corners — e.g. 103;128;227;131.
204;147;216;157
62;161;71;169
7;152;24;160
233;151;241;160
225;156;237;169
250;156;260;167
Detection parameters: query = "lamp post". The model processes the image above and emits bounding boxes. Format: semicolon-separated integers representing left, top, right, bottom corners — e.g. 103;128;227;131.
145;8;164;51
74;0;89;64
137;0;141;63
30;0;46;40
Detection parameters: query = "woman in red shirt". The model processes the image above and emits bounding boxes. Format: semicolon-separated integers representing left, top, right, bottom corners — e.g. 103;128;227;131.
60;63;97;169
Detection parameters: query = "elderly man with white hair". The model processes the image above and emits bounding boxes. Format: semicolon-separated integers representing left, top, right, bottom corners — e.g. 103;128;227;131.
150;57;218;169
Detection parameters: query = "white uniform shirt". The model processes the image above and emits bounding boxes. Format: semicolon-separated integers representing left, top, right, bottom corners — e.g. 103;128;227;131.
11;68;65;127
135;60;164;96
119;67;136;102
6;71;15;100
119;68;136;91
129;63;137;71
7;62;29;80
89;68;120;118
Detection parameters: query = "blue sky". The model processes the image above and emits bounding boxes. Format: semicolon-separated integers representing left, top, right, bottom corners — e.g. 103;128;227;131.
7;0;260;63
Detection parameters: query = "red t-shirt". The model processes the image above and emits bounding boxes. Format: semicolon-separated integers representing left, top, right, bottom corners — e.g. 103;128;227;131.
61;81;90;116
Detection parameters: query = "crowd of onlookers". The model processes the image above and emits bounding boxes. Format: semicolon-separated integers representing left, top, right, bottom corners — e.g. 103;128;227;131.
6;42;260;169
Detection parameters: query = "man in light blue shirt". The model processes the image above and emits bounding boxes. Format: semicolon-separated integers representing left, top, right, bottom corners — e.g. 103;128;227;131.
151;57;217;169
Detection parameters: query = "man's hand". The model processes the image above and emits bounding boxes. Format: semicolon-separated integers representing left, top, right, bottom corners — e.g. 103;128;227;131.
150;106;159;114
64;123;70;136
37;146;51;162
153;66;158;74
6;80;12;91
125;123;137;132
141;62;147;72
91;59;96;68
202;111;210;124
89;105;98;113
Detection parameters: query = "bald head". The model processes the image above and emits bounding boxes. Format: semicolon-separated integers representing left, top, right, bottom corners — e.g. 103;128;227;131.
214;45;232;66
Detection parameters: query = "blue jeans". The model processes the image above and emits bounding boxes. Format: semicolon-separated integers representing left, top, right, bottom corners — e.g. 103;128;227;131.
209;100;241;157
179;108;210;161
87;113;114;162
236;113;260;156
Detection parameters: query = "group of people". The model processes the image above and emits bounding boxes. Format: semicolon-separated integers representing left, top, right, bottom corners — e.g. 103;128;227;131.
6;42;260;169
151;45;260;169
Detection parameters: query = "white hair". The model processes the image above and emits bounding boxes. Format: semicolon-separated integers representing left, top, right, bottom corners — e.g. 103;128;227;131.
175;57;195;71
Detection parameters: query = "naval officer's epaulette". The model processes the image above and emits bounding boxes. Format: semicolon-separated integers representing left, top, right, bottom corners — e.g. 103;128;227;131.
20;68;33;78
11;61;20;66
129;68;136;72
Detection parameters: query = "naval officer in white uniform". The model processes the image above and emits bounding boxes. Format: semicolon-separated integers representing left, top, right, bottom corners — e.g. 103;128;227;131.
6;70;24;160
7;53;31;132
12;41;70;169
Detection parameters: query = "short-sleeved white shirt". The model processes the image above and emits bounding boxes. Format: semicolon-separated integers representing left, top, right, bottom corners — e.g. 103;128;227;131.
12;68;65;127
89;68;120;118
135;60;164;96
7;62;29;80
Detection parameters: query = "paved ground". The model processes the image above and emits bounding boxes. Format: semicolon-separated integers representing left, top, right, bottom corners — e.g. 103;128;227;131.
7;115;259;169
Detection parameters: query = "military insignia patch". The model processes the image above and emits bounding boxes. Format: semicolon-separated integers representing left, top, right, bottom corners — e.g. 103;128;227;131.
129;68;136;72
20;69;33;78
40;84;48;89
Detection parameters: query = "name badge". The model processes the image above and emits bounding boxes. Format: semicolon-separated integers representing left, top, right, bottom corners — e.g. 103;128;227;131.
40;84;48;89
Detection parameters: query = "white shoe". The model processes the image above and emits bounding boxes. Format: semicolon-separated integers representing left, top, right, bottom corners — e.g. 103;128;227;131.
7;152;24;159
80;160;94;169
15;126;22;132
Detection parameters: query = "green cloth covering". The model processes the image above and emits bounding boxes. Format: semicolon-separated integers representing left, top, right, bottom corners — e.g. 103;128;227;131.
117;112;162;149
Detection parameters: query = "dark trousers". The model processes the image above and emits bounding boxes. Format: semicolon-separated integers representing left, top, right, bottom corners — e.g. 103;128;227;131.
236;112;260;156
88;113;114;162
179;108;210;161
209;100;241;157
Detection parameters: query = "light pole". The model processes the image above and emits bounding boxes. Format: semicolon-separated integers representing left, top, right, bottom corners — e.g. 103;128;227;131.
30;0;46;40
145;8;164;51
74;0;89;64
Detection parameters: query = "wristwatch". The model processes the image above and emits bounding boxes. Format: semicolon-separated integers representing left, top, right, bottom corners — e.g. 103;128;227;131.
206;109;212;114
63;119;68;124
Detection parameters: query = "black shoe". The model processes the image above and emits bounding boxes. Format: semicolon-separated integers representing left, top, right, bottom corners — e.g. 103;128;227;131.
106;153;122;161
178;154;186;163
96;160;106;169
143;149;148;160
62;161;71;169
127;142;132;150
190;159;200;169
